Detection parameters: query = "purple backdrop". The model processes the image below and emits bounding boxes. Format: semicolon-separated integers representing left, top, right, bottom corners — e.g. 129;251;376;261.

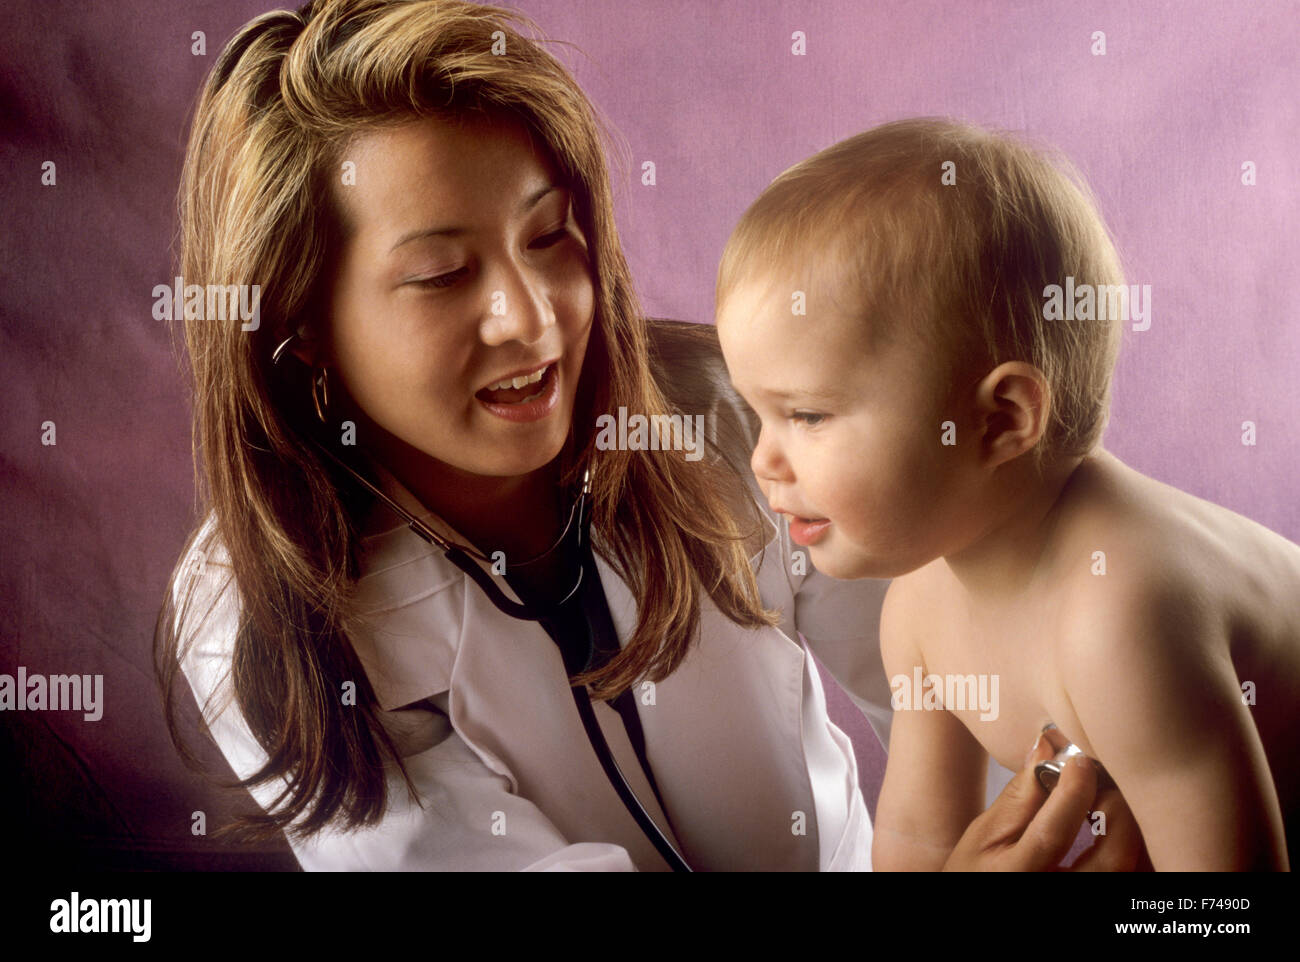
1;0;1295;869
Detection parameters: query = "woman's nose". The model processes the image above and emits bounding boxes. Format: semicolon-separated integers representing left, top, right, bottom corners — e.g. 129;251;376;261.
479;262;555;346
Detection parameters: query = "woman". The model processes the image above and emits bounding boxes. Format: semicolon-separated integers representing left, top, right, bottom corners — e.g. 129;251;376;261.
157;0;1135;871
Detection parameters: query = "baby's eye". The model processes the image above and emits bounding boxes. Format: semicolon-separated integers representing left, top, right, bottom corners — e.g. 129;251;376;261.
789;411;827;427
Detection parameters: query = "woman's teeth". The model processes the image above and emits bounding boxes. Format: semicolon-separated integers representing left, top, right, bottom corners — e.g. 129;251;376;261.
477;363;554;405
485;366;547;392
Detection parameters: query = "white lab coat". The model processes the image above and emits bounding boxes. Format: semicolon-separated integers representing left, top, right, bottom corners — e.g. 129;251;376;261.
176;321;892;871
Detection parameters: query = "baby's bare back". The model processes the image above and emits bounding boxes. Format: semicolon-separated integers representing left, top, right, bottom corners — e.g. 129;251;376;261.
908;449;1300;867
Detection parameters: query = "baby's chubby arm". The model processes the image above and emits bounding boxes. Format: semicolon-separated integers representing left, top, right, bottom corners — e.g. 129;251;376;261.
1060;576;1289;871
873;576;989;871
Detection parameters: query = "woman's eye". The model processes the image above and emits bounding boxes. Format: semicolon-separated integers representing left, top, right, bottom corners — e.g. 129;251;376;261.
790;411;826;427
414;267;468;289
530;227;569;249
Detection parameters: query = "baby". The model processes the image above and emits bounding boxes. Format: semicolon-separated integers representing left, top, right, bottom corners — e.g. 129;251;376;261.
715;118;1300;871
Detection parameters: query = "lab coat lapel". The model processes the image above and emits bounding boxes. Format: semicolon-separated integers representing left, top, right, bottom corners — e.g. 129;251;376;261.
353;515;681;869
452;555;690;870
351;457;822;870
590;538;823;871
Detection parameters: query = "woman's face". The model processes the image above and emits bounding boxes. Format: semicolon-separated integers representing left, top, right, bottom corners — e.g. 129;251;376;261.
317;114;596;483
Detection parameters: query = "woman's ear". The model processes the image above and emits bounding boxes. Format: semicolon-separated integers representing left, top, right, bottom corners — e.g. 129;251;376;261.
971;361;1051;468
287;324;317;367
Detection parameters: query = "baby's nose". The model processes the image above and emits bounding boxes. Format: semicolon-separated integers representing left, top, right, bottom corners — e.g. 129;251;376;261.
750;431;791;484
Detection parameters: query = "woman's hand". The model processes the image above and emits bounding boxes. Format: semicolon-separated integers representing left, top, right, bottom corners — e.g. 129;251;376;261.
942;727;1146;871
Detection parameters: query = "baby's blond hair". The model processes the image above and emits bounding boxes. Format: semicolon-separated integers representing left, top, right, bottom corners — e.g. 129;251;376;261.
717;118;1126;463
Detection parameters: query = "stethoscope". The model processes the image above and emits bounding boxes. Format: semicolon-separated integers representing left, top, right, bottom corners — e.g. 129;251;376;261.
271;334;693;871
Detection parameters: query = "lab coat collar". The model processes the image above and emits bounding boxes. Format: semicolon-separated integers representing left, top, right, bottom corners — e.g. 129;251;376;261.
345;454;781;713
343;456;825;870
347;454;502;711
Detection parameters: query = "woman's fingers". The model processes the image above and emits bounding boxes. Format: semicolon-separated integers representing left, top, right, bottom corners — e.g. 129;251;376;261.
1039;722;1071;755
943;731;1064;870
993;729;1064;835
981;729;1058;841
942;732;1137;871
1015;750;1097;870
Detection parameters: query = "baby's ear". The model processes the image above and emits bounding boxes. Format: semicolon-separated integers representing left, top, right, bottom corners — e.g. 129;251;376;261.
972;361;1050;467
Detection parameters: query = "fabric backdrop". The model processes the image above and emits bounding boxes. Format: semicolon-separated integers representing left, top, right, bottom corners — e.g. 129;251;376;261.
1;0;1295;869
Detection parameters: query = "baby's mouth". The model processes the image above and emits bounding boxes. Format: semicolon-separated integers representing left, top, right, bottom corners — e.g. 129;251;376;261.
787;514;832;546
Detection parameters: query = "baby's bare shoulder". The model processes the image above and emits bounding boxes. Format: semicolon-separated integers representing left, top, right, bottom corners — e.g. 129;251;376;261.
1050;458;1300;759
1049;524;1239;768
1052;451;1300;638
1053;511;1221;663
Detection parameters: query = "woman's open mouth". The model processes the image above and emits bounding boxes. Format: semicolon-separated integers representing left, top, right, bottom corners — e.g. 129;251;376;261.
475;361;560;422
788;516;831;546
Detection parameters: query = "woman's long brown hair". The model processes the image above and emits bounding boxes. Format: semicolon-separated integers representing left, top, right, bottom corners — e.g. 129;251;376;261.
155;0;775;843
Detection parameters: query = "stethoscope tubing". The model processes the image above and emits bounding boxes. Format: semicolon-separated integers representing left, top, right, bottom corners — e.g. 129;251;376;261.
303;431;692;871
